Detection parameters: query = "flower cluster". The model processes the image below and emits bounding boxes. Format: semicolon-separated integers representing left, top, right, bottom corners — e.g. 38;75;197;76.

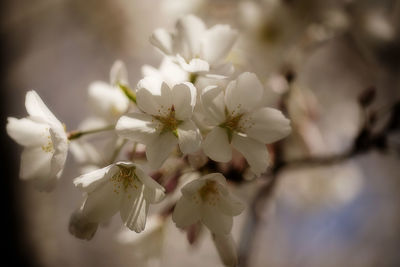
7;14;291;267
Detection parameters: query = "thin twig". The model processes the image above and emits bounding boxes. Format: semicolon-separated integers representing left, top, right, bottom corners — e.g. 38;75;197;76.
67;125;115;140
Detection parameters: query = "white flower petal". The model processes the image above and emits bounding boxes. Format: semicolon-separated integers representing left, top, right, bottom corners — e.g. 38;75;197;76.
202;127;232;162
177;120;201;154
231;133;269;177
141;64;160;78
172;196;201;228
6;117;49;147
142;58;189;88
176;14;206;58
20;146;52;182
135;167;166;203
25;90;60;127
177;55;210;73
116;113;160;144
120;185;150;233
81;180;122;223
212;233;238;267
201;85;226;125
137;79;173;116
145;132;178;169
201;205;233;234
242;107;291;144
225;72;264;115
206;62;235;79
158;57;189;86
88;81;128;120
201;25;238;65
150;28;173;55
171;82;196;120
202;173;228;186
110;60;128;86
217;192;245;216
73;165;114;193
49;128;68;179
181;178;206;198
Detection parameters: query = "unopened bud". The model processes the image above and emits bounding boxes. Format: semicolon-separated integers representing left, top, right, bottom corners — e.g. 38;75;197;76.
69;210;98;241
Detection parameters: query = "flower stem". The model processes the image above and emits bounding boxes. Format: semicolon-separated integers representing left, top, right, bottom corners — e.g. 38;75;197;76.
67;125;115;140
118;83;136;103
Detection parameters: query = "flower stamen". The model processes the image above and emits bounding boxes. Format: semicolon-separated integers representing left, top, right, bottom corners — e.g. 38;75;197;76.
154;105;181;136
198;180;220;206
110;165;139;194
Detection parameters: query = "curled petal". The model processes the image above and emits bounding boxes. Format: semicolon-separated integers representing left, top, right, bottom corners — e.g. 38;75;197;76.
120;185;150;233
73;165;114;193
135;167;166;203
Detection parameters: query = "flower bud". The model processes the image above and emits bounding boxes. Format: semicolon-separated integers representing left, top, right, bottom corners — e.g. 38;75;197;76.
69;210;98;241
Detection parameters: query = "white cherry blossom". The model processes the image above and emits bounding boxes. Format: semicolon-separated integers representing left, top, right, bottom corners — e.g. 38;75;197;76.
201;72;291;176
150;14;237;74
141;57;189;88
6;90;68;191
87;60;130;123
116;77;201;169
70;61;130;168
73;162;165;233
172;173;244;235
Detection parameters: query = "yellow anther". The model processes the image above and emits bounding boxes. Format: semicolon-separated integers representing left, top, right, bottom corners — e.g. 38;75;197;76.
110;165;139;193
198;180;220;205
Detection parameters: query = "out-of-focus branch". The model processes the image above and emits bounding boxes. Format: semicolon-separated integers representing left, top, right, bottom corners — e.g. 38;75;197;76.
238;94;400;267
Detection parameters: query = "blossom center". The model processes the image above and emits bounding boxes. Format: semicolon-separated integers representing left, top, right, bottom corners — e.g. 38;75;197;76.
41;135;54;153
198;180;220;206
154;105;181;136
110;165;139;194
220;113;244;142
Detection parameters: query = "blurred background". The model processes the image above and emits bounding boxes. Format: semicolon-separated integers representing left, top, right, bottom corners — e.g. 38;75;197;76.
1;0;400;266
